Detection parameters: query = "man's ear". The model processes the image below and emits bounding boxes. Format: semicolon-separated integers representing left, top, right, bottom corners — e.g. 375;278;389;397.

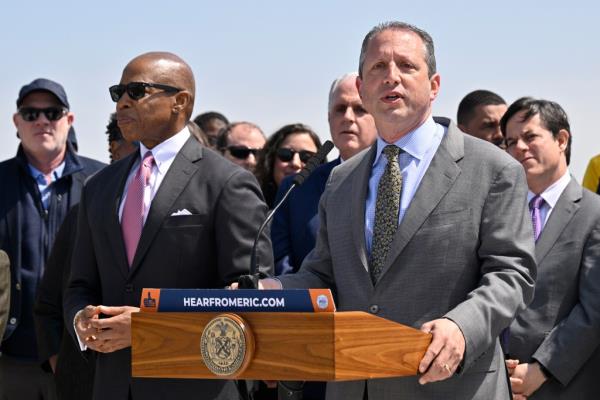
429;73;441;101
557;128;570;152
13;113;21;138
173;91;192;114
356;75;363;100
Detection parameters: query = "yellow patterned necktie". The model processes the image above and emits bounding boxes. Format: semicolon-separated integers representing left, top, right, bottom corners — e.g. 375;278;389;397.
370;145;402;284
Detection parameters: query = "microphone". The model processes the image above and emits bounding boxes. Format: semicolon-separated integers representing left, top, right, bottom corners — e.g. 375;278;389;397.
237;140;334;289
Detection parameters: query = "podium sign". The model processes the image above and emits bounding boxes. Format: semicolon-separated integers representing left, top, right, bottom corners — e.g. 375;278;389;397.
131;289;432;381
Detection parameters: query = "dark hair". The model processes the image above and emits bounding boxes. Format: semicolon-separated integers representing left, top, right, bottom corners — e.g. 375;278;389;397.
216;122;265;152
500;97;572;165
193;111;229;132
457;90;506;125
359;21;436;78
106;113;123;143
255;123;322;207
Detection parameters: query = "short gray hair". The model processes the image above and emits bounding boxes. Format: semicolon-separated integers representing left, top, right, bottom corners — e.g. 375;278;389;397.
358;21;436;79
328;72;358;111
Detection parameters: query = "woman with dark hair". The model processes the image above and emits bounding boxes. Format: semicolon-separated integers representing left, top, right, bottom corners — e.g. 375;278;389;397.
255;123;322;208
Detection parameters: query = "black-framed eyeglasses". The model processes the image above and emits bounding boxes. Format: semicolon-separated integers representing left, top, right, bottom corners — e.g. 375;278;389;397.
109;82;182;102
276;147;316;163
225;146;261;160
18;107;68;122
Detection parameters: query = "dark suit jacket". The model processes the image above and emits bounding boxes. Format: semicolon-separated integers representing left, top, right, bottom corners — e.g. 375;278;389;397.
64;136;273;400
0;144;105;344
280;119;536;399
34;205;95;400
508;179;600;399
0;250;9;339
271;158;340;274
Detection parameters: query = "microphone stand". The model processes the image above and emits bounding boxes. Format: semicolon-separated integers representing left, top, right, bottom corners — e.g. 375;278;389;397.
237;140;334;289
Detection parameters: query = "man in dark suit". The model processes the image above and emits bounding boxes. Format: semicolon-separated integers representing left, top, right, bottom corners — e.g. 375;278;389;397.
252;21;536;399
0;78;105;400
271;72;377;276
503;97;600;399
64;52;272;400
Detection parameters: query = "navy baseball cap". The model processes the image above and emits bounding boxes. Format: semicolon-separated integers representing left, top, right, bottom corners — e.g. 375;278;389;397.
16;78;70;109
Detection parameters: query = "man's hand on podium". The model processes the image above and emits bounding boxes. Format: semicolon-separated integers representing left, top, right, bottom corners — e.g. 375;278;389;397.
417;318;466;385
75;305;140;353
228;278;282;290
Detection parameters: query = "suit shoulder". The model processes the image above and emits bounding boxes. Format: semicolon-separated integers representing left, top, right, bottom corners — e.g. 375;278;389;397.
76;155;107;175
83;156;129;189
462;134;521;171
0;157;17;173
580;186;600;214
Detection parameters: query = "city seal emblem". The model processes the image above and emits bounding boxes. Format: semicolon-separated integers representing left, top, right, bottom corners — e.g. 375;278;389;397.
200;313;254;376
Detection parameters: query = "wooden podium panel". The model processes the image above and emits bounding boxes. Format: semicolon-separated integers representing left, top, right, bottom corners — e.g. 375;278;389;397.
131;311;431;381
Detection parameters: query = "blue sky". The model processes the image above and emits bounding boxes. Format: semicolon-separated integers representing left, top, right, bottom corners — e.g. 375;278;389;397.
1;1;598;178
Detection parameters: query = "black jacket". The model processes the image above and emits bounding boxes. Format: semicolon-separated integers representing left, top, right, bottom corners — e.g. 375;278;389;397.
0;143;105;346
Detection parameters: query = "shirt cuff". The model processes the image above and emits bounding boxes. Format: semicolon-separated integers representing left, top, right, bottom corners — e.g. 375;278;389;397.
73;309;88;351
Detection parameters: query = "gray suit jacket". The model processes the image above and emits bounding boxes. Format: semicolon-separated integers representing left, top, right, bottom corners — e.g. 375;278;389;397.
65;136;273;400
508;179;600;399
0;250;8;339
280;118;536;400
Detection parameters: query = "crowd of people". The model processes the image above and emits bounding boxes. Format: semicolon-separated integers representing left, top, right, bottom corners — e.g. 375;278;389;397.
1;19;599;400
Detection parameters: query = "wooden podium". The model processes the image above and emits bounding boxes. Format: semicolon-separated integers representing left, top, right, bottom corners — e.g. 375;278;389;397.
131;311;432;381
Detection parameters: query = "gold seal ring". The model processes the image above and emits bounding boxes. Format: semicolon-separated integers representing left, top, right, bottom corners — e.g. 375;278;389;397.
443;363;452;374
200;313;254;377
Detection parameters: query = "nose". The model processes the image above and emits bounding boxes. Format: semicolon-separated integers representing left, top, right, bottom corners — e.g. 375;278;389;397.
343;106;355;122
34;112;51;125
492;127;503;143
290;153;302;169
383;62;400;86
515;137;529;153
246;153;257;168
116;92;133;110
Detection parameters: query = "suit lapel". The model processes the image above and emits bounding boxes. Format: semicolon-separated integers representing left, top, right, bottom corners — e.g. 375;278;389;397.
129;137;202;274
535;178;581;263
351;145;377;273
108;154;138;278
379;122;463;280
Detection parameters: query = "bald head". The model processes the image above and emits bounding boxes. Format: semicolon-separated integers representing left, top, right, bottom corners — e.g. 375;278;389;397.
116;52;196;148
124;52;195;118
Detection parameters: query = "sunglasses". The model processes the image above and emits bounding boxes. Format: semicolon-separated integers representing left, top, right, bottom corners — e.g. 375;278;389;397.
226;146;261;160
276;148;316;163
18;107;68;122
109;82;182;102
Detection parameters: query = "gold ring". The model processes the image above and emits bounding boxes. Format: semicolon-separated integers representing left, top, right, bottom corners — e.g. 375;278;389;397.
443;364;451;374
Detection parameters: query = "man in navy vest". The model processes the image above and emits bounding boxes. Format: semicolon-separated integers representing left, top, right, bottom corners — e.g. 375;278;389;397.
0;78;105;400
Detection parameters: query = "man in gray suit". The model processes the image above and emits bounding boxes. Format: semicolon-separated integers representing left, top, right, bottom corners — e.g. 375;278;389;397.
503;97;600;399
0;251;9;339
253;21;536;399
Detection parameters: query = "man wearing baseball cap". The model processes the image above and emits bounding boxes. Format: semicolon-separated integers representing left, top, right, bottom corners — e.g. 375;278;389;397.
0;78;105;400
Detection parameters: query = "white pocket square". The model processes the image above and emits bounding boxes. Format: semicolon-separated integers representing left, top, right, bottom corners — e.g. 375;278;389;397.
171;209;192;216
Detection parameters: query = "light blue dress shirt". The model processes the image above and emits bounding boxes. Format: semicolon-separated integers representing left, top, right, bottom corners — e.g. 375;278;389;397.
28;162;65;210
365;116;445;256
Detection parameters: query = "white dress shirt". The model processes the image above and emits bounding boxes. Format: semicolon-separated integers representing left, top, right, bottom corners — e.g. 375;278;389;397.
118;126;190;222
527;170;571;231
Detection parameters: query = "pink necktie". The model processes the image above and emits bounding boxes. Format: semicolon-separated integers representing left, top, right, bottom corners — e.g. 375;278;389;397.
122;151;154;266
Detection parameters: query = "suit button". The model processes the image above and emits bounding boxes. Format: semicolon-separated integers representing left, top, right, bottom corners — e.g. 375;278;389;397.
15;283;21;291
369;304;379;314
9;317;17;325
125;284;133;293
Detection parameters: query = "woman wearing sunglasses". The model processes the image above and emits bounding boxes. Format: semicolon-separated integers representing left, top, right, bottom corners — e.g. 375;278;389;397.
255;123;322;208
